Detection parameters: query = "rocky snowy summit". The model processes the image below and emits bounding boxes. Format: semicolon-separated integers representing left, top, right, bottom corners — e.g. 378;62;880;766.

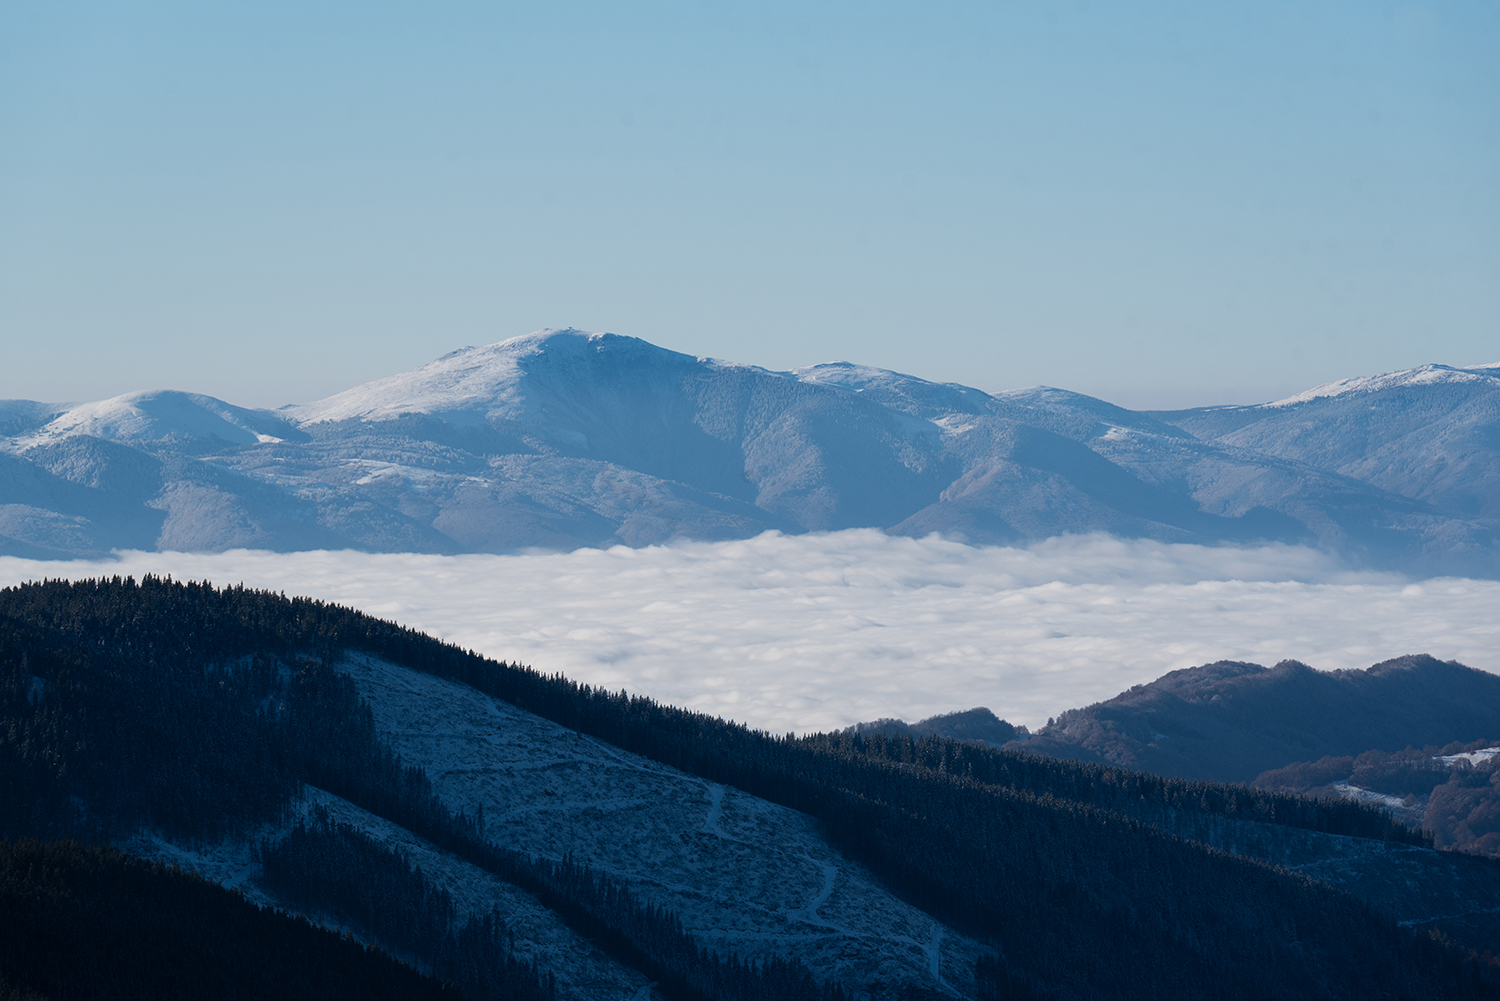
1265;361;1500;407
1;329;1496;574
19;390;306;450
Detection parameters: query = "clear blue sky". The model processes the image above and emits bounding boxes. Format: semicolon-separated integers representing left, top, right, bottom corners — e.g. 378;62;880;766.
2;1;1495;410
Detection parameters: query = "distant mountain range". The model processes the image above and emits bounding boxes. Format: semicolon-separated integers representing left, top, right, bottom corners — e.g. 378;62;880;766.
3;329;1497;575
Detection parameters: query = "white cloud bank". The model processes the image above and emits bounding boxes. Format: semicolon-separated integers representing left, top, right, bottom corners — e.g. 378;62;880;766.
1;531;1495;734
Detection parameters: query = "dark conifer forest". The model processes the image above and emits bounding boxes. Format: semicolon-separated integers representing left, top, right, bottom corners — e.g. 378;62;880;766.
0;838;460;1001
1;576;1496;1000
258;807;554;1001
1256;740;1500;855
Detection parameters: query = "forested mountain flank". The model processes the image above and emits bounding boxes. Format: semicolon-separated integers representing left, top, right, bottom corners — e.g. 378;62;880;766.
2;577;1496;999
0;838;463;1001
0;577;837;1001
1013;656;1500;783
1254;738;1500;856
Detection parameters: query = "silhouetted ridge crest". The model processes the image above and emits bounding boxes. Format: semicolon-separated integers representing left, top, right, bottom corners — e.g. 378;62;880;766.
847;707;1021;746
1022;653;1500;783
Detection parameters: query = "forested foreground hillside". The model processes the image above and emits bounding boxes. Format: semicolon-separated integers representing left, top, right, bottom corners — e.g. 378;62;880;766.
2;577;1498;1000
0;839;463;1001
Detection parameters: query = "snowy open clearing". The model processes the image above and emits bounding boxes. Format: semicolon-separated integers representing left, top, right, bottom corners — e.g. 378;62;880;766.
121;785;650;1000
116;648;989;997
2;532;1496;732
336;651;984;995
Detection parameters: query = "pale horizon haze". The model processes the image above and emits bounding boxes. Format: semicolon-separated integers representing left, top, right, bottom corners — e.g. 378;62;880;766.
2;1;1496;411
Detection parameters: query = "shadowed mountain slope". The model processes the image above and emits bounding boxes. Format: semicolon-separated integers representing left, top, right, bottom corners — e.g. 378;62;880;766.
0;839;464;1001
1011;655;1500;784
1154;362;1500;521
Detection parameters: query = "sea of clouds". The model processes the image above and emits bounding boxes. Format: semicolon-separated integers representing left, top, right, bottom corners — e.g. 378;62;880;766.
1;530;1495;734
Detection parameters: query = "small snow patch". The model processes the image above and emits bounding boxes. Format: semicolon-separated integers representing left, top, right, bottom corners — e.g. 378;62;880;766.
1439;747;1500;767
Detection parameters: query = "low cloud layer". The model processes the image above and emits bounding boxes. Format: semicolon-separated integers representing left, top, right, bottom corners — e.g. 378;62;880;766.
2;531;1495;734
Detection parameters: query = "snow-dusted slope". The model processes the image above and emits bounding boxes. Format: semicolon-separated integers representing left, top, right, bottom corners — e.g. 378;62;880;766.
19;390;305;450
790;361;994;419
0;400;62;438
282;328;957;537
125;649;986;997
287;338;539;425
1266;362;1500;408
288;329;749;428
122;787;653;1000
339;651;984;995
1157;362;1500;521
1;331;1496;575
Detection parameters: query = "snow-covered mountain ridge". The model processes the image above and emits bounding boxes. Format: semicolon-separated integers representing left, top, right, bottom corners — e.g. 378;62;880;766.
2;328;1497;576
17;390;305;449
1266;362;1500;408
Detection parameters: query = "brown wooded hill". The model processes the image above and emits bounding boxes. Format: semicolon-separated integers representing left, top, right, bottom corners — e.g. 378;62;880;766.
1005;655;1500;784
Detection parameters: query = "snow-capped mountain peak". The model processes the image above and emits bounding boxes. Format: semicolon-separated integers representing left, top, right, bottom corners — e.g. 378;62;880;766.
286;332;549;425
16;390;300;448
0;331;1495;576
287;328;711;425
1265;363;1500;408
790;361;994;418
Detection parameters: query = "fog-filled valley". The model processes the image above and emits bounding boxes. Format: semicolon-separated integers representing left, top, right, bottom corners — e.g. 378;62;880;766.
1;532;1495;733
